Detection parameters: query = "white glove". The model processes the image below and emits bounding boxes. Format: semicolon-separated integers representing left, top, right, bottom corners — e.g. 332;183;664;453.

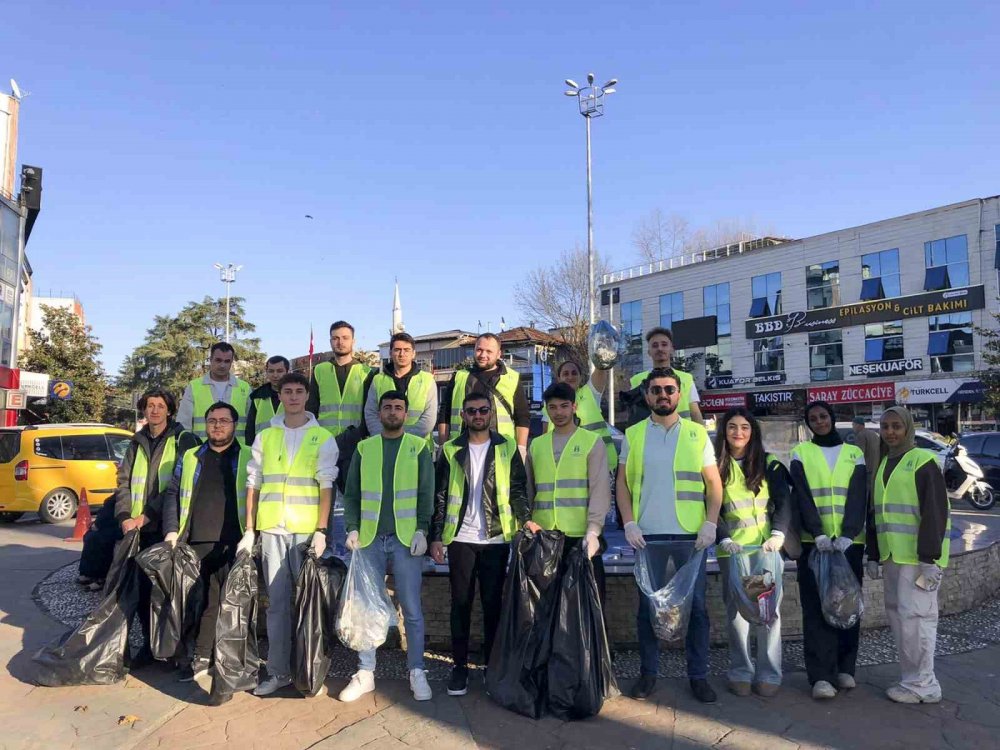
865;561;882;580
814;534;833;552
163;532;178;548
918;562;943;591
719;538;742;555
236;530;255;555
695;521;717;551
346;530;360;551
583;531;600;559
311;531;326;558
762;533;784;553
624;521;646;550
832;536;853;553
410;530;427;557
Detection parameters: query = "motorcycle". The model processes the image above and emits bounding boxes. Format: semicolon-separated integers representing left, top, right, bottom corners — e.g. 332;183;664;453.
943;442;995;511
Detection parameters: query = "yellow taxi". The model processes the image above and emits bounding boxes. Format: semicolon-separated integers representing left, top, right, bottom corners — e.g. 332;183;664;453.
0;423;133;523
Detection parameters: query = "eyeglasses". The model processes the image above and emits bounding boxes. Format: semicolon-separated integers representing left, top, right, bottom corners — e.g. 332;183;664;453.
464;406;492;416
648;385;678;396
207;418;234;426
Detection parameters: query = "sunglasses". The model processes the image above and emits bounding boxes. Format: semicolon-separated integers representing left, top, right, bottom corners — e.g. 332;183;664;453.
464;406;492;416
648;385;678;396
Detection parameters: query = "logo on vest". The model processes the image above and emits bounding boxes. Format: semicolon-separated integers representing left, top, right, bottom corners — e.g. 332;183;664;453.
573;445;581;453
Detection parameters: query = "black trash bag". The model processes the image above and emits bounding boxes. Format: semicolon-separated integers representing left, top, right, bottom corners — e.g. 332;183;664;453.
292;548;349;696
547;547;620;720
619;387;650;428
486;530;565;719
78;497;123;581
210;549;260;697
808;549;864;630
135;542;204;661
31;530;142;686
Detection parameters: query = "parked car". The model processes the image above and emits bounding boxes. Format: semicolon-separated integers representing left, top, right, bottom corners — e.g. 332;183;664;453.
958;432;1000;493
0;424;132;523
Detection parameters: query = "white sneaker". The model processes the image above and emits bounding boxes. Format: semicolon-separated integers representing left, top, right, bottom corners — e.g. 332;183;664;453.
254;674;292;696
837;673;856;690
886;684;921;704
338;670;375;703
812;680;837;699
409;668;432;701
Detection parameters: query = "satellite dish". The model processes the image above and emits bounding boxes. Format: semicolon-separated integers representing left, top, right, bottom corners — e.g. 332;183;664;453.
9;79;21;100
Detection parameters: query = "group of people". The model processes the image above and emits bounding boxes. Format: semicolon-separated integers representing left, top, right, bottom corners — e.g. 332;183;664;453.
111;321;950;710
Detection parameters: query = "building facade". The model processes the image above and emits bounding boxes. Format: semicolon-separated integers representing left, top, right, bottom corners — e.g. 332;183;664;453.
601;197;1000;433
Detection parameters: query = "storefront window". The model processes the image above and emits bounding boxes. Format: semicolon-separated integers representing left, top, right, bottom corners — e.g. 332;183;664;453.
809;330;844;381
860;248;901;300
928;313;974;372
923;234;969;290
806;260;840;310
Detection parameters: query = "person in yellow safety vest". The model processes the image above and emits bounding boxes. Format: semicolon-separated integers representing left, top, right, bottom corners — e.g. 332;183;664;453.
364;332;438;447
628;327;704;424
241;372;339;698
713;407;792;699
160;401;250;705
543;360;617;469
616;368;723;705
525;382;611;603
789;400;868;701
245;355;289;447
429;392;530;697
178;342;252;440
113;388;200;667
306;320;375;438
437;332;529;456
867;406;950;705
340;389;436;704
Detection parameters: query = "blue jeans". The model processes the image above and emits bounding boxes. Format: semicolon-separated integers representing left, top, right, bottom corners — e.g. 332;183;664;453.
718;551;783;685
260;531;310;678
356;533;425;671
637;537;709;679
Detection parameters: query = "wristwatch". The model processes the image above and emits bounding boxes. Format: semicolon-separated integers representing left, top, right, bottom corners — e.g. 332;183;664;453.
315;527;328;534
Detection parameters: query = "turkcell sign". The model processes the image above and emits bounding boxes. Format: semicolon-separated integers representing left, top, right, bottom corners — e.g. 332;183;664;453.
848;358;923;377
896;379;984;404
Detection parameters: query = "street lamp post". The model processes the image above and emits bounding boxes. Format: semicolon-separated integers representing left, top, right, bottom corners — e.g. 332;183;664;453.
213;262;243;343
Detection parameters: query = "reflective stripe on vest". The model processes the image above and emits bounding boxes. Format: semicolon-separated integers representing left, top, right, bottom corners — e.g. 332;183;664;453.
357;433;424;548
255;426;331;533
191;378;251;439
629;369;694;420
874;447;950;567
529;427;598;536
449;369;521;442
624;418;707;533
252;395;283;432
177;444;250;536
374;371;435;446
718;453;778;556
440;436;516;544
793;442;864;543
544;385;617;468
314;361;371;436
129;436;179;518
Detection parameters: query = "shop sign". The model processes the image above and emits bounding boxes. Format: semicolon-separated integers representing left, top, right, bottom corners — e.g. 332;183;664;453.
895;379;984;405
706;375;752;389
745;285;986;339
700;393;748;412
848;358;923;377
750;389;803;408
754;372;786;386
807;381;895;404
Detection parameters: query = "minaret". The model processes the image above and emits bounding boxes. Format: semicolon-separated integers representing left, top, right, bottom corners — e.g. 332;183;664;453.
391;279;405;335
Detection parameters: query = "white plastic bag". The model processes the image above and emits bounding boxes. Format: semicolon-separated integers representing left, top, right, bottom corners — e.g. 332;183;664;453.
634;547;705;641
335;551;393;652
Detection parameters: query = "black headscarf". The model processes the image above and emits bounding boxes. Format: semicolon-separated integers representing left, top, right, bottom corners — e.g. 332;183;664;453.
805;400;842;448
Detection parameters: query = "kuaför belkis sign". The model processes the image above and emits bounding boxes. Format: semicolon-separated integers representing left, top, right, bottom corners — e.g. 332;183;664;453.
745;285;986;339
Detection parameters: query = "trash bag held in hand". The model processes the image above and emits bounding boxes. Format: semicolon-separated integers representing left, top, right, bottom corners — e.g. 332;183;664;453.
31;530;142;686
136;542;204;661
547;547;620;720
808;549;864;630
211;549;260;697
336;549;394;652
725;550;781;627
486;530;565;719
634;547;705;641
293;548;348;696
589;320;623;371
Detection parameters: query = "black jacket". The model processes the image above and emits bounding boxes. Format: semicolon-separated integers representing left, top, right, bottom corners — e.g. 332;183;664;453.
245;383;281;448
113;421;200;531
306;360;376;436
431;430;529;542
437;362;530;433
790;448;868;542
161;441;244;539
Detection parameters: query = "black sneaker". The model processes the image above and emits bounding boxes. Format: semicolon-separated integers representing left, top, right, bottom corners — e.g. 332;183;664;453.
630;674;657;700
690;678;718;704
447;666;469;696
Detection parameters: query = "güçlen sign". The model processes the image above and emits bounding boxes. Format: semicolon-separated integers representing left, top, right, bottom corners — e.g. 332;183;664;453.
745;285;986;339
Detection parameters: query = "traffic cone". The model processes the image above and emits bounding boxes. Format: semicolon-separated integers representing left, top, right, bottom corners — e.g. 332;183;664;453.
65;488;91;542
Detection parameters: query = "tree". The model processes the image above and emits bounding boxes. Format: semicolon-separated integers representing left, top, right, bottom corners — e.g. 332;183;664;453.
631;210;780;263
513;244;610;364
976;310;1000;418
117;296;266;400
23;306;107;423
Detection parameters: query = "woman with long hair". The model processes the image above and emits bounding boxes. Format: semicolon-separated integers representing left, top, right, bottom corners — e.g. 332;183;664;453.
543;360;617;468
713;407;791;697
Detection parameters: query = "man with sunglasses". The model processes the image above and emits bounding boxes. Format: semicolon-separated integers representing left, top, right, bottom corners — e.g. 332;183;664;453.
617;368;723;704
429;393;529;697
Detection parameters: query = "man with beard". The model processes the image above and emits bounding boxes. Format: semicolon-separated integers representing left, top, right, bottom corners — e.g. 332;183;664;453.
162;402;251;704
365;333;437;447
617;368;722;703
307;321;375;437
245;355;289;447
628;328;704;424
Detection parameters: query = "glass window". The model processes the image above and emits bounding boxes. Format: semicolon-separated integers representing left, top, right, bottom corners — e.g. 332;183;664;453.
928;313;974;372
750;272;781;318
34;436;63;459
924;234;969;290
861;249;901;299
705;337;732;378
658;292;684;330
63;434;112;461
809;330;843;381
805;261;840;310
985;436;1000;459
995;224;1000;271
0;432;19;463
864;320;904;363
107;435;131;463
753;337;784;374
703;283;730;336
620;300;644;371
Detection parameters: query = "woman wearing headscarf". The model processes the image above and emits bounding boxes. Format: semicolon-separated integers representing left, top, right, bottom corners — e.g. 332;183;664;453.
790;401;867;700
866;406;949;704
714;407;791;697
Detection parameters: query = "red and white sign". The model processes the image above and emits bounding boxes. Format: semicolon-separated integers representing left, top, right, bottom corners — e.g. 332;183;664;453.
807;381;895;404
700;393;748;412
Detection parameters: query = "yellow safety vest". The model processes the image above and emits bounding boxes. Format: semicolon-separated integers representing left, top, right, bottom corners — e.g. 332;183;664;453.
373;370;436;446
177;444;250;536
129;433;184;518
624;418;708;533
792;441;865;543
357;433;425;548
190;378;251;440
440;437;516;544
629;368;695;420
718;453;779;556
448;368;521;441
874;448;950;567
251;393;283;434
255;426;331;533
544;385;617;468
529;427;598;537
314;361;371;436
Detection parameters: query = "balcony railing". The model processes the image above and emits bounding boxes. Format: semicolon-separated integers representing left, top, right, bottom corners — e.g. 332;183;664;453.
602;237;789;285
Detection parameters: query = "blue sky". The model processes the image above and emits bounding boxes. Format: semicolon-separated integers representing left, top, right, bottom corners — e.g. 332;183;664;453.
8;1;1000;372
